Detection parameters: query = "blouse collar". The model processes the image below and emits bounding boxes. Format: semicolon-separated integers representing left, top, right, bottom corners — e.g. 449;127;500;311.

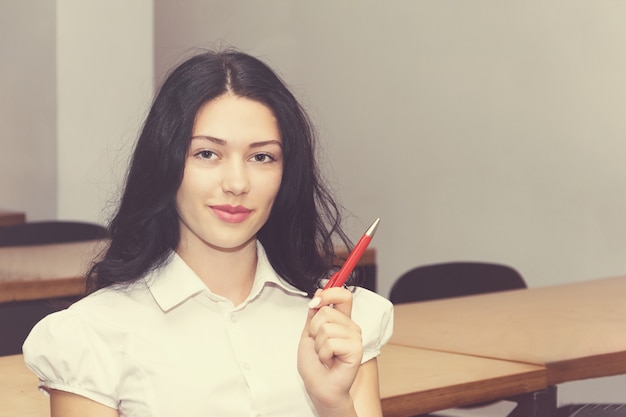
145;241;307;312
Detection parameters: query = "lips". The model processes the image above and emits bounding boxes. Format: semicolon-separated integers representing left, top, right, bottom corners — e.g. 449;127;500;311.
210;205;252;223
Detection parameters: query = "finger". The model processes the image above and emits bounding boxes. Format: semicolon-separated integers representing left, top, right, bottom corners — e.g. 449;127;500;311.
312;321;361;355
308;306;360;339
308;287;353;317
301;302;318;338
317;337;364;369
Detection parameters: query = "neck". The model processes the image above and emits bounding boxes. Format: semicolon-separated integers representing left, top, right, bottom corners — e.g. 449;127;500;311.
176;238;258;306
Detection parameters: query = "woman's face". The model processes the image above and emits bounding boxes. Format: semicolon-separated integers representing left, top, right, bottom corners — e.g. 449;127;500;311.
176;94;283;254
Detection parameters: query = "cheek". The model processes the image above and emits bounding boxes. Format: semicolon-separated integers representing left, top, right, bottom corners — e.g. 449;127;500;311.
174;185;189;217
252;172;282;208
267;171;283;202
176;169;207;209
179;167;219;196
176;175;192;206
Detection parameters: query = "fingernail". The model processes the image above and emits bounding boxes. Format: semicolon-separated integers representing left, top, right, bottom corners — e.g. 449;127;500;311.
308;297;321;309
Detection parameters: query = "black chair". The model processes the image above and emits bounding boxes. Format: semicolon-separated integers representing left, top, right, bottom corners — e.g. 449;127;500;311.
0;220;109;247
0;220;107;356
389;261;527;304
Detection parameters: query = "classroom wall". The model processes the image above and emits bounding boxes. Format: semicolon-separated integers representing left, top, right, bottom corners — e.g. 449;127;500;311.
56;0;154;223
154;0;626;297
0;1;57;221
0;0;153;224
4;0;623;298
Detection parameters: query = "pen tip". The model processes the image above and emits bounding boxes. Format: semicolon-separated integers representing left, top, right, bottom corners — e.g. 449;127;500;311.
365;217;381;237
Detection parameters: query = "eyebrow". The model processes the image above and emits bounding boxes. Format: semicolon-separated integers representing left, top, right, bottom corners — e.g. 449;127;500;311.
191;135;282;148
191;135;226;145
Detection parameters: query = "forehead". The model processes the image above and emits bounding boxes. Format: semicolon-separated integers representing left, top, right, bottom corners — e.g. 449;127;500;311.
192;94;281;143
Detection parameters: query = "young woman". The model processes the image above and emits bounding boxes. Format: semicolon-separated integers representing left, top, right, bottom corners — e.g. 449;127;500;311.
23;49;393;417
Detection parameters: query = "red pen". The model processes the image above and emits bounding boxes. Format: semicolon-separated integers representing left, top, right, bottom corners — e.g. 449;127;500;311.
324;218;380;289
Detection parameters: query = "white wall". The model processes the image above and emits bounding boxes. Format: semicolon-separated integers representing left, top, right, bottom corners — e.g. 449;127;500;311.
0;1;153;223
56;0;154;223
6;0;623;295
154;0;626;294
0;0;57;221
153;0;626;405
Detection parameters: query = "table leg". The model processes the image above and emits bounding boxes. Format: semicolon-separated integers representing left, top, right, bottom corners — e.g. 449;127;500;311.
508;385;557;417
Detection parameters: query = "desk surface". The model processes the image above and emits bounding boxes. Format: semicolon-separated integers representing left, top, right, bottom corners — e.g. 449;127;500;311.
0;210;26;227
0;355;48;417
1;346;546;417
390;275;626;385
0;240;106;303
379;344;545;417
0;240;375;303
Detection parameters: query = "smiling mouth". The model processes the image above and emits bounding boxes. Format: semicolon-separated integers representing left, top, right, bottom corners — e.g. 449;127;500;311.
210;205;252;223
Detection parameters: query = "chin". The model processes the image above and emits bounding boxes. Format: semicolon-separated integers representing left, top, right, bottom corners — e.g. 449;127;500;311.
206;236;258;253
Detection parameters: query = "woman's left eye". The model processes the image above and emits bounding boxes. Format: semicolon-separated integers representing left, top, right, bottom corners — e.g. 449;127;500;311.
251;153;275;163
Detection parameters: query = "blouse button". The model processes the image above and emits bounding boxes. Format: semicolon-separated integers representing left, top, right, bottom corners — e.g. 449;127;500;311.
243;362;251;371
230;313;237;323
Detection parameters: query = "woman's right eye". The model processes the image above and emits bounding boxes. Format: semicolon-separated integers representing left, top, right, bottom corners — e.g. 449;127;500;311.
194;150;216;160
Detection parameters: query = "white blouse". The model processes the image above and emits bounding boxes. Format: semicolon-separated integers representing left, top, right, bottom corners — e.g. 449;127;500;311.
23;243;394;417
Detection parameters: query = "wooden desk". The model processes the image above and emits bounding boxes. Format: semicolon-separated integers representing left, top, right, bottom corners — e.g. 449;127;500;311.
0;241;376;303
0;210;26;227
390;275;626;385
0;354;48;417
0;346;547;417
0;240;106;303
379;345;546;417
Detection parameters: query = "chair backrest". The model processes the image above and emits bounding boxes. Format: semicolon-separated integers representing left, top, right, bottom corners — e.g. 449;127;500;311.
0;221;109;247
389;261;527;304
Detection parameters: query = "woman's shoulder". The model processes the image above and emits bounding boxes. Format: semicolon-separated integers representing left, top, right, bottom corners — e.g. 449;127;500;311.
56;285;138;324
22;289;132;409
76;279;154;311
24;283;151;351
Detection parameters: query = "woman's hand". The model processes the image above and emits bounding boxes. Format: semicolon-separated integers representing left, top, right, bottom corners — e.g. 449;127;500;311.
297;287;363;416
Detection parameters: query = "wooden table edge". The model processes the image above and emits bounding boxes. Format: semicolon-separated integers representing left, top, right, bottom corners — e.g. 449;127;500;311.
547;351;626;385
0;277;85;303
381;367;547;417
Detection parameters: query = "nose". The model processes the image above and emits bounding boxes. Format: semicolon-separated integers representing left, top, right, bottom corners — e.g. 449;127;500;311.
221;160;250;195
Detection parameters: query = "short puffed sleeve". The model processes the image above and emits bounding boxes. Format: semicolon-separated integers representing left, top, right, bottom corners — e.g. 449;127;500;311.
22;308;123;408
351;288;394;363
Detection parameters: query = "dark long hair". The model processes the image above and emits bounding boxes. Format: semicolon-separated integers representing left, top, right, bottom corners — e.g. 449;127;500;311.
87;49;353;296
